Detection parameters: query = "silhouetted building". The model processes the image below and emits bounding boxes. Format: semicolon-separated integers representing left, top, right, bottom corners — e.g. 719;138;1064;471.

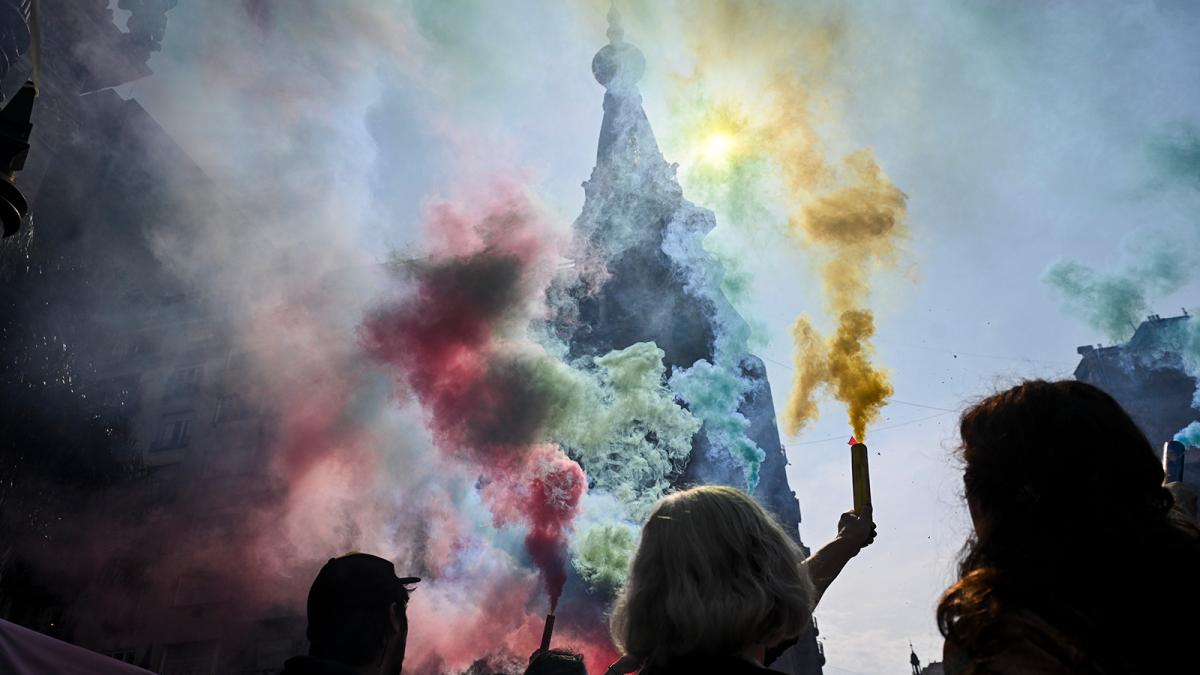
908;644;943;675
4;6;825;674
1074;313;1200;494
0;4;308;673
549;8;819;674
562;5;805;542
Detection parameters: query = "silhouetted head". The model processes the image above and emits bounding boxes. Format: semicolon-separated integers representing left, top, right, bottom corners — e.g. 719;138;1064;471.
524;649;587;675
938;380;1200;672
957;379;1170;542
609;486;814;665
306;553;419;675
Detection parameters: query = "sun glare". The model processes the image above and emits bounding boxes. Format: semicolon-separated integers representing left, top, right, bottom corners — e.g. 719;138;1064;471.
701;132;735;165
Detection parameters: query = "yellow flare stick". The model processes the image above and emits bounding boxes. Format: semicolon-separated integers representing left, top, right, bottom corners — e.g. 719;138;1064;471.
850;442;872;514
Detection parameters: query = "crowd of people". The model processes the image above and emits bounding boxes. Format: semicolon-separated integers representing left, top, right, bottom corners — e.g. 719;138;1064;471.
280;380;1200;675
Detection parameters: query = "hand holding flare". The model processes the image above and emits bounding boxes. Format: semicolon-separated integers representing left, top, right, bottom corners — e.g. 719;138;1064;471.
803;441;877;603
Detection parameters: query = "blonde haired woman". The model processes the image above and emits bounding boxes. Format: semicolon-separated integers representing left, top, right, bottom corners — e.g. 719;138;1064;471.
608;485;874;674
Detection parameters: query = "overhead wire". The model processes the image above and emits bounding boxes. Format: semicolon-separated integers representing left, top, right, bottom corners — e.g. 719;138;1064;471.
755;349;960;447
783;411;954;447
757;353;959;412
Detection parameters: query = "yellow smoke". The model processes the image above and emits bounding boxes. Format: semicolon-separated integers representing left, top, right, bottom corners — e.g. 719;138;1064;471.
784;310;893;440
782;316;826;437
826;309;893;440
610;1;909;439
787;150;905;439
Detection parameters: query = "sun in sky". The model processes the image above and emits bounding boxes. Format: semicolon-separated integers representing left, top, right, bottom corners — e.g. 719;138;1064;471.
701;131;737;166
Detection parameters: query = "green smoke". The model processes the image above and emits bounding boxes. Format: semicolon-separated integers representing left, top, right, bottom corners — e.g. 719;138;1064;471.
1178;319;1200;393
1175;421;1200;447
518;340;699;519
1142;315;1200;442
408;0;562;104
660;204;766;492
572;522;638;592
716;247;753;307
1044;233;1191;341
662;86;777;232
549;342;701;519
683;154;775;230
1142;313;1200;409
1044;261;1153;340
1150;125;1200;192
669;359;765;490
520;341;698;593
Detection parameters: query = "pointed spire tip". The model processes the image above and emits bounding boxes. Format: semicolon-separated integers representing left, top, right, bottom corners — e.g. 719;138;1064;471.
606;1;624;45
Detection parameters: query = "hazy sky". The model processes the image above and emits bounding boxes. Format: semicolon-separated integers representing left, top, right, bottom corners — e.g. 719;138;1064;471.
121;2;1200;673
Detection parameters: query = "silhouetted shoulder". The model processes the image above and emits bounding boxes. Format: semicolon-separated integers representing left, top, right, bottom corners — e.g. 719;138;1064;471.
942;611;1085;675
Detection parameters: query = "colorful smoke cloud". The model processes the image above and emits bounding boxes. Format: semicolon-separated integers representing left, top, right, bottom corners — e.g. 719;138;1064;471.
357;179;706;608
98;3;915;671
645;1;908;440
1045;230;1200;448
361;183;586;609
1045;232;1193;342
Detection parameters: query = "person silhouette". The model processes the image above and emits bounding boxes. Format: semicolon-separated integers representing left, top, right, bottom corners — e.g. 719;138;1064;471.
281;553;419;675
938;380;1200;674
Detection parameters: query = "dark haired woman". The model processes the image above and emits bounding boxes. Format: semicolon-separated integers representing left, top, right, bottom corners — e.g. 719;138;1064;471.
938;380;1200;674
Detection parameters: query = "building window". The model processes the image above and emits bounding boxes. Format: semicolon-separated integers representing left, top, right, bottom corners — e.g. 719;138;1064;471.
153;414;192;451
214;393;257;423
162;365;203;402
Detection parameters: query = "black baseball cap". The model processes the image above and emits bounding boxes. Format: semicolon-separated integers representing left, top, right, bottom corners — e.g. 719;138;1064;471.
307;553;420;637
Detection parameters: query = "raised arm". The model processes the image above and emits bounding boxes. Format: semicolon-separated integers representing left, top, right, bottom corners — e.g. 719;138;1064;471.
803;507;876;604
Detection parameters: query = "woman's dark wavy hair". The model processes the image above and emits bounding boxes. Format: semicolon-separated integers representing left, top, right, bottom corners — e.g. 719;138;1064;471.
937;380;1200;674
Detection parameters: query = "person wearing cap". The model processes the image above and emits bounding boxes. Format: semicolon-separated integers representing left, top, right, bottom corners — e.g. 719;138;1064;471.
281;553;420;675
524;649;588;675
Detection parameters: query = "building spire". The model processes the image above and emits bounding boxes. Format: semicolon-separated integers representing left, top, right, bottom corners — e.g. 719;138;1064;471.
587;1;664;174
592;1;643;93
606;2;624;45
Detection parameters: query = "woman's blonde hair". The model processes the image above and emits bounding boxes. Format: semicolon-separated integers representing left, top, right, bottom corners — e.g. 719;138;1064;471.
609;485;815;663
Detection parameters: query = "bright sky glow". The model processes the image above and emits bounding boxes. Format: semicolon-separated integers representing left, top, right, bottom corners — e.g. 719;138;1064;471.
701;131;736;165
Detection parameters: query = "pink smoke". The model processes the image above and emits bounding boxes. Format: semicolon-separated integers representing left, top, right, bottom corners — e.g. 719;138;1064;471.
478;444;586;609
523;446;586;609
404;569;620;675
360;182;586;609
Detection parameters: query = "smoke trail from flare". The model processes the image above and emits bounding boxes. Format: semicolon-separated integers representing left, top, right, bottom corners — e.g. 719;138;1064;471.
783;151;905;439
642;2;908;440
1175;421;1200;448
572;520;637;593
361;184;584;607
